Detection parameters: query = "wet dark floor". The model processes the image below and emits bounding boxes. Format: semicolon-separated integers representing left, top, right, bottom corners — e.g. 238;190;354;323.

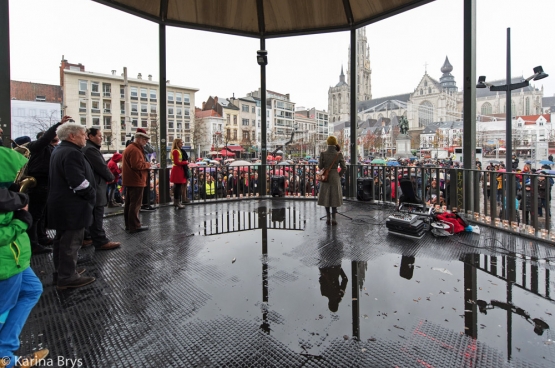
24;200;555;367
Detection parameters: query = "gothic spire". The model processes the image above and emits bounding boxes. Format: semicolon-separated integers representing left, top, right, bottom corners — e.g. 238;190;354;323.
441;56;453;74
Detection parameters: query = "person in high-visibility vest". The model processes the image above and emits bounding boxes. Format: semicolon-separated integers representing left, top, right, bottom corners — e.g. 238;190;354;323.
202;174;216;199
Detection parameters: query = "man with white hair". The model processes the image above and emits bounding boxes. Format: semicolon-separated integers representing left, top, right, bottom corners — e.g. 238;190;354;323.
122;128;152;233
47;122;96;290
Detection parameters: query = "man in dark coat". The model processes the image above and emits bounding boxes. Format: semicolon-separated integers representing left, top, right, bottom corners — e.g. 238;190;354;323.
26;116;71;254
82;127;121;251
48;123;96;290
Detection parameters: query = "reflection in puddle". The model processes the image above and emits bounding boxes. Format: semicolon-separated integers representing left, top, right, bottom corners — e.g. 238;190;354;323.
191;206;554;365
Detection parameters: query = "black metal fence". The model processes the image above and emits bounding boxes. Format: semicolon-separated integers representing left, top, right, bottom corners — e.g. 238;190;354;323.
143;164;555;244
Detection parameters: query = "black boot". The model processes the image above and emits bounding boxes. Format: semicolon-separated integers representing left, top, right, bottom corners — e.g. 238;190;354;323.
332;208;337;225
325;207;331;225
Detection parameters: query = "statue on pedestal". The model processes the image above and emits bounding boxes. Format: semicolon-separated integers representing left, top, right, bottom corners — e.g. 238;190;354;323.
399;116;409;135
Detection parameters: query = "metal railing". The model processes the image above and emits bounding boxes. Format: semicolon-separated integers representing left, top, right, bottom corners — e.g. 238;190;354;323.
139;164;554;244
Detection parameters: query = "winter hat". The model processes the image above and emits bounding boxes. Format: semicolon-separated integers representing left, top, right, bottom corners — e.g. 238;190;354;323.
111;152;123;162
326;136;338;146
135;128;149;139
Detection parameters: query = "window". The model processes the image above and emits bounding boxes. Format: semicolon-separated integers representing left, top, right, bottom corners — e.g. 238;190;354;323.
226;129;231;140
17;108;24;116
176;92;182;103
242;104;249;112
252;119;255;126
120;85;125;99
79;99;87;113
35;95;46;102
183;93;190;103
233;116;237;125
233;130;238;140
418;101;433;127
184;108;190;116
91;100;100;113
227;115;230;125
242;118;249;126
257;109;260;117
169;121;174;129
120;117;125;130
121;134;126;146
103;83;111;97
168;91;174;102
120;101;125;114
104;116;111;130
243;131;250;140
91;82;100;96
92;117;100;126
80;116;86;126
184;122;190;130
141;119;148;128
131;103;138;116
168;135;174;142
79;80;87;93
130;87;138;99
525;97;530;115
176;107;182;117
150;89;157;100
150;105;157;114
168;107;174;116
141;104;148;115
184;135;190;143
103;101;111;113
140;88;147;100
177;122;182;130
481;102;492;116
428;87;432;94
132;118;138;127
252;106;256;113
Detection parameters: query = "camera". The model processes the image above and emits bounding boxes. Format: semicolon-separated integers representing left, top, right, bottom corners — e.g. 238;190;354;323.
68;119;75;123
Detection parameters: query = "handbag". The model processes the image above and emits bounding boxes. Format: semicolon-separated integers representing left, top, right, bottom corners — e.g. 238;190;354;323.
317;153;339;183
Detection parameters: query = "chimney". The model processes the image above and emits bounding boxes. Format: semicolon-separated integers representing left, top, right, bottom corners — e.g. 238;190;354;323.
202;102;206;110
214;96;218;104
111;70;116;75
137;73;142;79
285;93;290;100
148;74;152;81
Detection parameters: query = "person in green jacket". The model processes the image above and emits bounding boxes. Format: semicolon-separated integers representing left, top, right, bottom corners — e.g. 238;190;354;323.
0;147;48;368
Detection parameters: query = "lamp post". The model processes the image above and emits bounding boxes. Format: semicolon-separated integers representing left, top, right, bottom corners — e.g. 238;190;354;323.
477;27;548;221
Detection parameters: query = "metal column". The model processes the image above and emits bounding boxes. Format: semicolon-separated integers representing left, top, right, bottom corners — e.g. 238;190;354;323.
349;29;357;197
260;37;267;196
0;0;11;146
463;0;477;211
505;28;516;221
159;23;169;203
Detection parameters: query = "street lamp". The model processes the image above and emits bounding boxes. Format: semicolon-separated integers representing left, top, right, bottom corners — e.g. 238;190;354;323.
476;27;548;221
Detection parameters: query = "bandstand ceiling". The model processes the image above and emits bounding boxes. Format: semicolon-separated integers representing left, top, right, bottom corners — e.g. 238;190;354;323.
92;0;435;38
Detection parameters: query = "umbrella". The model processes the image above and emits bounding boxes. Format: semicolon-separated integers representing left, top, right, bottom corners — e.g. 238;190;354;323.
199;167;217;172
489;160;501;164
188;163;199;168
229;160;252;166
214;157;223;161
219;149;235;157
224;159;235;164
208;151;219;156
371;158;386;165
497;168;506;173
525;160;532;164
305;156;312;159
203;158;211;162
197;161;207;165
387;161;400;166
308;159;318;164
275;155;282;161
275;150;283;155
539;160;554;165
277;162;290;165
209;160;220;165
540;170;555;175
267;155;275;160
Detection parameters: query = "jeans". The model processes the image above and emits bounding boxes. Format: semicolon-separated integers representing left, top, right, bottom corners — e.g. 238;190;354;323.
0;268;43;368
53;228;84;285
539;198;551;217
89;205;109;247
107;183;117;203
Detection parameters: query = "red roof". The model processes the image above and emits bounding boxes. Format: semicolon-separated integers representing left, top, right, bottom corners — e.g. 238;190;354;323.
225;145;244;152
195;109;221;118
516;114;551;124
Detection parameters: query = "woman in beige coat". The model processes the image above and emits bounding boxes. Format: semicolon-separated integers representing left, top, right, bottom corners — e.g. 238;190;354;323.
318;136;347;225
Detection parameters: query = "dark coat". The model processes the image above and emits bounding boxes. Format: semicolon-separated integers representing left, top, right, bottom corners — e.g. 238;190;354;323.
82;140;114;206
26;122;61;186
317;145;346;208
47;141;96;230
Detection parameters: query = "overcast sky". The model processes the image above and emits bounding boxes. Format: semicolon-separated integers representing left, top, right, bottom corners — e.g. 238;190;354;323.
8;0;555;111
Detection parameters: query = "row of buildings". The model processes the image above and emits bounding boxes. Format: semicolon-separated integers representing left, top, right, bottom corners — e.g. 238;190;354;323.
10;57;331;158
10;27;555;159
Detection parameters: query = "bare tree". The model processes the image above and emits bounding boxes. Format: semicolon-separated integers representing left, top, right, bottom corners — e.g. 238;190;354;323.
193;117;211;157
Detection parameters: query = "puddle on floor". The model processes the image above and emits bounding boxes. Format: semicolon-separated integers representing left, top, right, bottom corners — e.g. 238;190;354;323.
182;207;555;365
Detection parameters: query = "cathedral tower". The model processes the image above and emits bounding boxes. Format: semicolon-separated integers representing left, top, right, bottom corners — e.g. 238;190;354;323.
348;27;372;102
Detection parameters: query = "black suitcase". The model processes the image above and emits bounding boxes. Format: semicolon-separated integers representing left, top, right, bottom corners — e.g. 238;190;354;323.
271;175;285;197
